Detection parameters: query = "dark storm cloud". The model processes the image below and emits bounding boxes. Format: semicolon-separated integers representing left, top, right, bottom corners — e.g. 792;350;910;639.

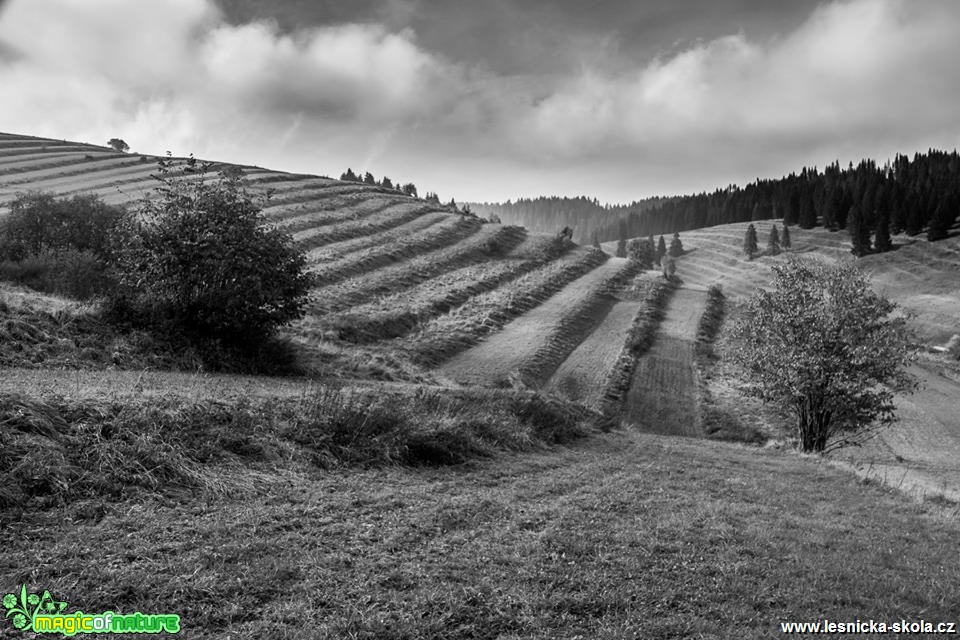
2;0;960;203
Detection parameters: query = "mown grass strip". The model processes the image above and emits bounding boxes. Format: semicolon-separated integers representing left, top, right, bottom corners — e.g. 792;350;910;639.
598;277;676;427
400;246;609;366
515;259;644;386
294;202;441;252
307;225;529;313
307;214;485;289
0;156;145;184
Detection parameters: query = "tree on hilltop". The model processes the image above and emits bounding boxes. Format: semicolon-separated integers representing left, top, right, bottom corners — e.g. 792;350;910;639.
363;172;377;185
730;256;917;452
107;138;129;153
340;168;358;182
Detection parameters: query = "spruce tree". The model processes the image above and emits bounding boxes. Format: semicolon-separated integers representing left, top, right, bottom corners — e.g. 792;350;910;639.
657;235;667;261
927;200;952;241
744;223;758;259
781;224;792;249
848;205;872;257
363;171;377;185
768;224;781;256
669;232;683;257
874;208;892;252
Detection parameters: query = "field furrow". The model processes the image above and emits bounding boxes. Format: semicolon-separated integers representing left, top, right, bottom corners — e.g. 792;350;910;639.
432;250;621;381
308;214;484;288
621;286;707;437
308;224;529;314
545;291;649;408
293;202;443;252
0;156;145;184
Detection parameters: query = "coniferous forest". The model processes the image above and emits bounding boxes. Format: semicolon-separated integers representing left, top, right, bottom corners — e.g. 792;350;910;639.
470;150;960;254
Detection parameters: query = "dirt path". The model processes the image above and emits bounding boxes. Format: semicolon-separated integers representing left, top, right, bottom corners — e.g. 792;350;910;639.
621;286;707;437
438;258;629;386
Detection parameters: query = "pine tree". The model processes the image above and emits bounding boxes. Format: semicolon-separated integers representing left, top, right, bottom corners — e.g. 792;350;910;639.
340;168;358;182
380;176;394;189
363;172;376;185
848;205;872;257
744;223;758;259
798;192;817;229
781;224;792;249
657;235;667;261
927;199;952;241
768;225;781;256
874;207;892;252
669;232;683;257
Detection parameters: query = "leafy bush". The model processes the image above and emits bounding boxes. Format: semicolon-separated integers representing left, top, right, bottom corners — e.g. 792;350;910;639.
110;158;311;347
0;192;125;262
0;193;124;299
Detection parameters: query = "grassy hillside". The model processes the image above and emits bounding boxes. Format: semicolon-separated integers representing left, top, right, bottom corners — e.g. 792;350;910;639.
2;132;960;638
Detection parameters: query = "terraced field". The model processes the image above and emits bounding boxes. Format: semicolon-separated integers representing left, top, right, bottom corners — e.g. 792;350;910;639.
0;133;662;423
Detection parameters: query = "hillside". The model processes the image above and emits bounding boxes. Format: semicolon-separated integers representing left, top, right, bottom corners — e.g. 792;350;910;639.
2;132;960;638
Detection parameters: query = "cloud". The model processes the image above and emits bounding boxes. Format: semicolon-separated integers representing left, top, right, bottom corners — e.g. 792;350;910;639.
0;0;959;202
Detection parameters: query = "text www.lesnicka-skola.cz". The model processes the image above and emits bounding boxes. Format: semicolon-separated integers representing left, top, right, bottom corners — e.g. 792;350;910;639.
780;619;957;635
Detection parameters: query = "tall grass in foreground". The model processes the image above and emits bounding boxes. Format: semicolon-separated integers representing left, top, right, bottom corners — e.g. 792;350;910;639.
0;387;595;512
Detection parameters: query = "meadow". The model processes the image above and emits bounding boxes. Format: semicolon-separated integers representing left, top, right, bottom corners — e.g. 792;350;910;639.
1;132;959;638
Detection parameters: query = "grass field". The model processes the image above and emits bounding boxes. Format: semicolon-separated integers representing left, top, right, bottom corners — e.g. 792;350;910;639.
2;132;960;638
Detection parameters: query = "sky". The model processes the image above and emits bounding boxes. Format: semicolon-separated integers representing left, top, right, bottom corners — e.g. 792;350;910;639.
1;0;959;203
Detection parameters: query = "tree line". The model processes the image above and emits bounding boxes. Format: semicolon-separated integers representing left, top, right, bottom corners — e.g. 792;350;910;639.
469;149;960;254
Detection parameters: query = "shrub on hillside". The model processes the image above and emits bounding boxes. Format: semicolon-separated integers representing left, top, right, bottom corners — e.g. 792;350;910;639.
0;193;125;298
109;158;311;349
0;192;125;261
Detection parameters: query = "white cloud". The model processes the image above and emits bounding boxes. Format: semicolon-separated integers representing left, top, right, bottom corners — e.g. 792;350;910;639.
0;0;959;202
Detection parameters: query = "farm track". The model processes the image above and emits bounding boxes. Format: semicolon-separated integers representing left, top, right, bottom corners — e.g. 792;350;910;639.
437;255;631;385
621;286;707;437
